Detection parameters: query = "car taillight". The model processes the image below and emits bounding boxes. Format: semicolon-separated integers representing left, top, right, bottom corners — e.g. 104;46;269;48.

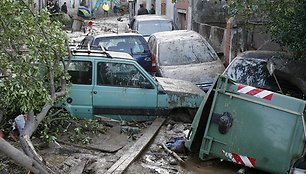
152;54;157;73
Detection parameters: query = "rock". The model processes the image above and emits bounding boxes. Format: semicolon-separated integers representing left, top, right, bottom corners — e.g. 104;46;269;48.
166;124;172;131
169;157;178;165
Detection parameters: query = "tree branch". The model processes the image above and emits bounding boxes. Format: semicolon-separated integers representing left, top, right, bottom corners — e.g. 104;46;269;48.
50;67;56;99
0;110;3;123
0;138;41;173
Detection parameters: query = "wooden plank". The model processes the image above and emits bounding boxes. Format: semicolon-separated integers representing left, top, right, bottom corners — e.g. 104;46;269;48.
101;117;165;174
69;160;87;174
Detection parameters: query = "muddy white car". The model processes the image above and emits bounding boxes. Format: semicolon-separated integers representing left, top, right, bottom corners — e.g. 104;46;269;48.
148;30;225;92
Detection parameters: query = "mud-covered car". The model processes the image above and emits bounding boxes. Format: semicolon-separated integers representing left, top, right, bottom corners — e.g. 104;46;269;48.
148;30;225;92
60;49;205;121
223;50;306;99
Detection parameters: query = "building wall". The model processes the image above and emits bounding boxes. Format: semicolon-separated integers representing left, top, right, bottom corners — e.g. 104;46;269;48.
191;0;284;62
175;0;187;29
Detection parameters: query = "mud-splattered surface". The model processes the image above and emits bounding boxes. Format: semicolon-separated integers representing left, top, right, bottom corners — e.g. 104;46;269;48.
0;118;270;174
0;16;270;174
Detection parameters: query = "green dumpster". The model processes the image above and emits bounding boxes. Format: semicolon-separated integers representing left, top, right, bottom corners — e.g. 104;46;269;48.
185;75;306;174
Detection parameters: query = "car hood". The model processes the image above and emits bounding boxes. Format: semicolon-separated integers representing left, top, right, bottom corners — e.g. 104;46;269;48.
159;59;225;85
156;77;205;96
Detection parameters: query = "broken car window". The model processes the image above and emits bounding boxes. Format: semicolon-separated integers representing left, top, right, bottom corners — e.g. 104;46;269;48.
224;58;304;99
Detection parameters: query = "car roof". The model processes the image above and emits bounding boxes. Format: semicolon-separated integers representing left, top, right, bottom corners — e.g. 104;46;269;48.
133;15;171;21
93;32;144;38
235;50;288;60
150;30;202;43
72;49;134;60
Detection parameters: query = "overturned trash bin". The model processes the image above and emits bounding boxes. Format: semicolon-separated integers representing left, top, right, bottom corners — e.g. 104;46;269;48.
185;75;306;174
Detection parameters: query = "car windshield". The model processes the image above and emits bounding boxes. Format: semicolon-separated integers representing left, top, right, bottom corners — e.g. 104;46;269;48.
224;58;280;91
158;39;217;66
138;21;172;37
92;36;149;54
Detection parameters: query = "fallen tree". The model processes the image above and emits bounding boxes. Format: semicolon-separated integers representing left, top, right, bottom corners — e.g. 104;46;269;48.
0;0;70;173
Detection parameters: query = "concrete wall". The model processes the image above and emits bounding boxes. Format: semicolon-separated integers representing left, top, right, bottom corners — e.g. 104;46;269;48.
191;0;285;63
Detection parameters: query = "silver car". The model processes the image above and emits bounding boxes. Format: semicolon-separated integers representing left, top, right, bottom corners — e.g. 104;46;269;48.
148;30;225;91
128;15;177;40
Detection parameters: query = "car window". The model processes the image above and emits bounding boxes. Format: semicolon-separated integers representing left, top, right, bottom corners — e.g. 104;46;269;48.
224;58;305;98
68;61;92;85
97;62;153;88
138;21;173;37
93;36;149;54
224;58;279;91
158;39;217;66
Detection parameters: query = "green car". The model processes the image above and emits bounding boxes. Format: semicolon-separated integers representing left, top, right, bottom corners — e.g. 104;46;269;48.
60;49;205;121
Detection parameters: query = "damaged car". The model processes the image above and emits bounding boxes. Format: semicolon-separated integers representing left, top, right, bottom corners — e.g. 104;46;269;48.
148;30;225;92
60;49;205;121
223;50;306;99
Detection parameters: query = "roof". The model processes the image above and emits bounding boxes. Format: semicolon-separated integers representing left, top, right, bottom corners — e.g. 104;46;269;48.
72;49;134;60
151;30;202;43
236;50;288;60
93;32;143;38
133;15;171;22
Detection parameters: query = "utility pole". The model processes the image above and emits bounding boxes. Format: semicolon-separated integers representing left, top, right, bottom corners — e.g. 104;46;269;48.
187;0;192;30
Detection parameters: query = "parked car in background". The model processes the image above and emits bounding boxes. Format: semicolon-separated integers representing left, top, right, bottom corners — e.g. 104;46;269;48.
128;15;177;40
60;49;205;121
148;30;225;92
223;50;306;99
78;33;154;74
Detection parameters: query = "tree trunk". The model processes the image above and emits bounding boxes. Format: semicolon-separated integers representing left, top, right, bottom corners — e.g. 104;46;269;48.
0;138;42;173
17;105;58;174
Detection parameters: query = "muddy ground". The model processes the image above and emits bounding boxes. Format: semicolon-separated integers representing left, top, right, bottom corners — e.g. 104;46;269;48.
0;117;268;174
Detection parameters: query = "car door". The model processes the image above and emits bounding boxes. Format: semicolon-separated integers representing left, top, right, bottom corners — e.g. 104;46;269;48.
92;60;158;119
67;60;94;118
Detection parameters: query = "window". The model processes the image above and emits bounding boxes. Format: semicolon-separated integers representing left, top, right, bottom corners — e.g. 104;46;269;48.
158;38;217;66
138;20;173;37
93;36;149;54
97;62;153;88
68;61;92;85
